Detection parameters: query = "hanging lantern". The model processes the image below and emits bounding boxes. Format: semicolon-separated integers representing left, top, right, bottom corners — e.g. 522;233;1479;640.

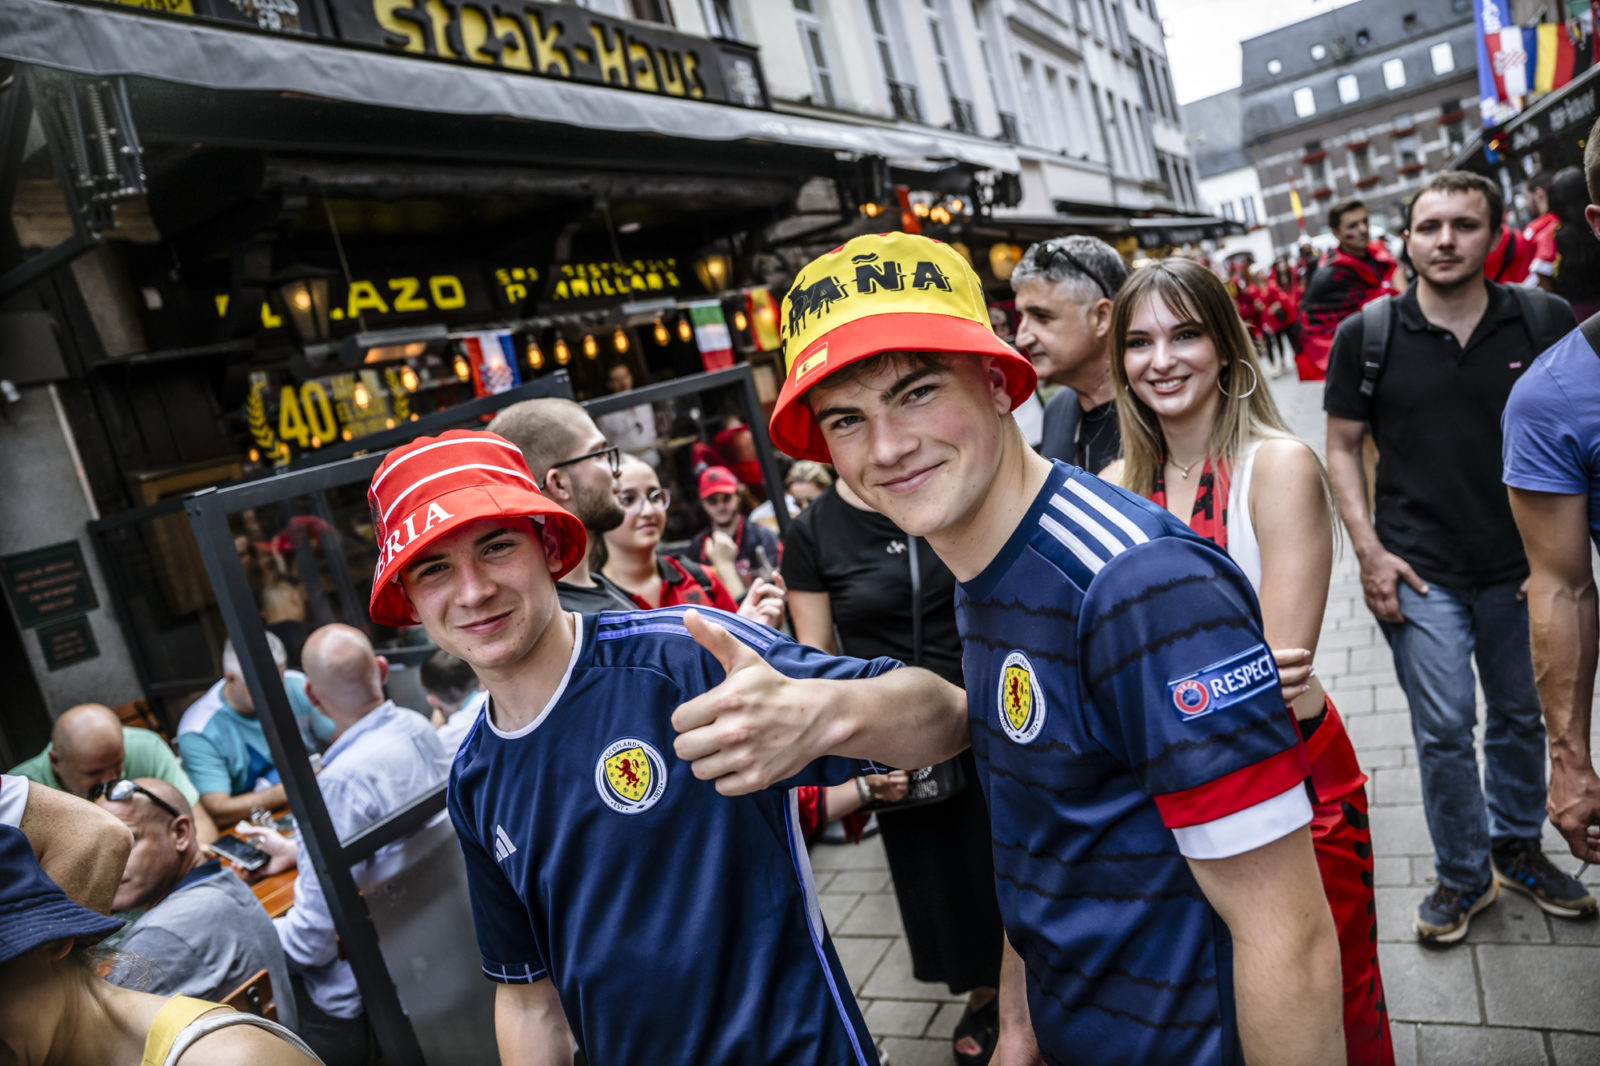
453;354;471;381
989;243;1024;282
341;428;353;442
399;365;420;392
949;198;965;214
526;340;544;371
913;201;931;218
653;317;669;345
613;327;629;354
677;316;693;343
859;202;883;218
248;448;260;463
385;417;396;429
352;380;371;409
733;309;748;332
583;333;598;359
554;335;571;365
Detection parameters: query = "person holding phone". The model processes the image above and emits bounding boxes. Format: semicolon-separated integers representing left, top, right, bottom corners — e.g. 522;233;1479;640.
691;465;780;601
94;777;298;1031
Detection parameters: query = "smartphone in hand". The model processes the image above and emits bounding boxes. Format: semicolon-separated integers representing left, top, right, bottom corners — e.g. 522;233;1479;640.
207;835;271;872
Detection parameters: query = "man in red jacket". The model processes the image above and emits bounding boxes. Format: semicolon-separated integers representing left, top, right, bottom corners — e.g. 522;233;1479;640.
1298;198;1399;380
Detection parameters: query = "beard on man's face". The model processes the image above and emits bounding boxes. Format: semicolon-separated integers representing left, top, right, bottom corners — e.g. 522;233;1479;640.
570;473;625;534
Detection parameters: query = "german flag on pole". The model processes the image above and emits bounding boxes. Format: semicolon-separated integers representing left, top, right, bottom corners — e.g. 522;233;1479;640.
1534;22;1576;93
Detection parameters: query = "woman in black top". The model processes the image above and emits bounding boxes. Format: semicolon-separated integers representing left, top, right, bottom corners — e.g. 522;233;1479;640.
784;479;1003;1065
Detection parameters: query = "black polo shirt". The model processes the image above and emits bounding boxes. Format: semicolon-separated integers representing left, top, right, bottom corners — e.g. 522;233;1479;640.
1324;282;1575;588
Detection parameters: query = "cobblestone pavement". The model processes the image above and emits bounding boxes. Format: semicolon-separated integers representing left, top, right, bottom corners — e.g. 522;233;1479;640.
807;374;1600;1066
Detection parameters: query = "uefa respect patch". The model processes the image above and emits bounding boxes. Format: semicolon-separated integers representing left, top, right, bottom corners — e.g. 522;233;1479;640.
1166;644;1276;722
594;738;668;815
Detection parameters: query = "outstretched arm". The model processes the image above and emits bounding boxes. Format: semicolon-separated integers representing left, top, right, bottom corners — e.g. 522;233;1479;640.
1187;829;1343;1065
671;610;968;795
1509;487;1600;863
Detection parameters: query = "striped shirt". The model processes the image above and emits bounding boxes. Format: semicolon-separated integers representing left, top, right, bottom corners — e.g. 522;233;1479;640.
956;462;1312;1066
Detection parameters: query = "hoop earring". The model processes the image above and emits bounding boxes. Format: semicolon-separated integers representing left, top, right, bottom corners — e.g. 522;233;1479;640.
1219;360;1259;400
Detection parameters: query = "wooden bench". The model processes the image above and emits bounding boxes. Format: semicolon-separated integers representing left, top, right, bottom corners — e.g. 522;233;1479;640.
220;968;277;1022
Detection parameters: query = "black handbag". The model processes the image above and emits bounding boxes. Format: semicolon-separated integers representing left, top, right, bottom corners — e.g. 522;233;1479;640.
859;535;964;811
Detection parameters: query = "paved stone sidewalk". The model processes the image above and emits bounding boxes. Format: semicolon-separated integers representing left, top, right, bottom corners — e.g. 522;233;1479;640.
807;375;1600;1066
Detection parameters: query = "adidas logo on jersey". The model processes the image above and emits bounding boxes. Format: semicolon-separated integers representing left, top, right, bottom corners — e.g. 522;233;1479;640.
886;540;907;554
493;824;517;862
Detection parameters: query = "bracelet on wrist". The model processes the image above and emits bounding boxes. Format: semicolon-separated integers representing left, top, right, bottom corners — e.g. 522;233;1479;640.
854;777;872;805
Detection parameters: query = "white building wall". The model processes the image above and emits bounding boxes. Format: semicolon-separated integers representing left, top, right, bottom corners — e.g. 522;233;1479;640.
1199;166;1276;263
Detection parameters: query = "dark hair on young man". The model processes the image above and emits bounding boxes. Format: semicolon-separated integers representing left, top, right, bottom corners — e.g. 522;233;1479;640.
420;649;480;707
1406;170;1505;231
1527;169;1558;194
1585;116;1600;206
1328;198;1367;231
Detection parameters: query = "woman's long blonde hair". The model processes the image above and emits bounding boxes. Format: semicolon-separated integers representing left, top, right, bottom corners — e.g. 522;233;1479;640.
1108;257;1311;497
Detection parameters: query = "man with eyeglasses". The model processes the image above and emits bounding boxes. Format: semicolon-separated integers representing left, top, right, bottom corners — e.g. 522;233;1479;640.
488;397;638;612
94;776;297;1031
1011;235;1130;474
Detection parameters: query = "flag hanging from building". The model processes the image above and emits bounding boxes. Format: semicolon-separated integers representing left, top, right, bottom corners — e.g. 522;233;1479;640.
746;288;781;351
1533;22;1577;93
462;330;520;398
687;300;734;372
1487;25;1535;100
1474;0;1521;124
1287;172;1306;233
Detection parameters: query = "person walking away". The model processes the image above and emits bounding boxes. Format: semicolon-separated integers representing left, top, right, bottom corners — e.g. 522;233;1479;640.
1324;171;1591;943
1261;258;1302;375
1502;118;1600;871
1103;257;1392;1065
1299;199;1399;381
1523;169;1560;286
785;474;1005;1065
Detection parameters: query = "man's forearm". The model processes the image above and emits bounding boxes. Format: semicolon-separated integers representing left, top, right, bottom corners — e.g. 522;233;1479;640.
1233;909;1343;1065
200;783;287;825
1529;573;1599;764
1325;436;1382;559
496;982;574;1066
818;668;968;769
998;935;1035;1046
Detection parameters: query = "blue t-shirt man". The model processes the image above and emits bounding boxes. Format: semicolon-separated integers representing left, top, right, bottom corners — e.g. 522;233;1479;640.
448;606;892;1066
957;462;1313;1065
1502;324;1600;545
177;672;331;796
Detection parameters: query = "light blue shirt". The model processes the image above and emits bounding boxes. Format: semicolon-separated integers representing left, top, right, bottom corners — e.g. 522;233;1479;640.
1503;324;1600;549
177;672;335;796
275;701;449;1019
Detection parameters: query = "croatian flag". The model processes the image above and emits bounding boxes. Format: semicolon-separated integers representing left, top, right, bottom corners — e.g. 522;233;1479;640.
1487;25;1536;100
1473;0;1518;123
462;330;520;398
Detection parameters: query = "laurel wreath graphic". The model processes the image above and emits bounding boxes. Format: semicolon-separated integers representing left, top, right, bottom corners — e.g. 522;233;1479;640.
247;381;290;466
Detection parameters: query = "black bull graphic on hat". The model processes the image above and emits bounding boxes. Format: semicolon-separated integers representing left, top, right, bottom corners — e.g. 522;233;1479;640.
786;255;954;339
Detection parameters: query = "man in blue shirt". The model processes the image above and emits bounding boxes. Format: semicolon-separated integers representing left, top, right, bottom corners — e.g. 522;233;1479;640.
364;429;967;1065
178;631;336;825
1503;116;1600;872
764;232;1342;1065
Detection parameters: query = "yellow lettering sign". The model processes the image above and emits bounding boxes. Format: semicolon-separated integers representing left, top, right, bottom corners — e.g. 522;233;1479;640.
430;275;466;309
628;42;658;92
279;385;308;447
373;0;427;52
590;23;628;87
526;11;572;77
347;280;390;317
389;277;427;313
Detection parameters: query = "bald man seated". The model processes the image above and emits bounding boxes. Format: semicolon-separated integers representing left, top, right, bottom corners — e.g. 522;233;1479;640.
96;777;297;1031
241;623;449;1066
7;703;217;844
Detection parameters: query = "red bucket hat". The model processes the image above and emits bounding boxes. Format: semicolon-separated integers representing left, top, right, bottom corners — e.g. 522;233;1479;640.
768;232;1037;462
366;430;588;627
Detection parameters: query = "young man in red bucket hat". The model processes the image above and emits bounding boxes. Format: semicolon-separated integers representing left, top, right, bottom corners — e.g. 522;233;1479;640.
767;233;1343;1066
365;428;966;1066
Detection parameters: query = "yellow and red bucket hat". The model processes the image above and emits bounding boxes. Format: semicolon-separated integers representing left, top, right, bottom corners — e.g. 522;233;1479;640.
767;232;1037;462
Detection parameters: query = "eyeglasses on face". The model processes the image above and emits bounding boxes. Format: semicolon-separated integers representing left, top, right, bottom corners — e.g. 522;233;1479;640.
545;444;621;484
617;487;672;512
89;778;183;821
1031;243;1113;301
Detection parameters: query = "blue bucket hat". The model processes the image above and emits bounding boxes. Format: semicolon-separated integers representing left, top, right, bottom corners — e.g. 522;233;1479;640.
0;825;123;965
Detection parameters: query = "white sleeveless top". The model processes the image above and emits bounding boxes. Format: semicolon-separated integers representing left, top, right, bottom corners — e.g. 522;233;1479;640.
1224;440;1266;593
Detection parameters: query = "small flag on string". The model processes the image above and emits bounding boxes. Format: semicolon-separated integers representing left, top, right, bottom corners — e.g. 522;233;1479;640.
747;288;782;351
1533;21;1577;93
463;330;520;397
688;300;734;372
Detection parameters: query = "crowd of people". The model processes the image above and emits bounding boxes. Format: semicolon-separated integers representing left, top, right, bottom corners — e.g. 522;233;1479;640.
5;115;1600;1066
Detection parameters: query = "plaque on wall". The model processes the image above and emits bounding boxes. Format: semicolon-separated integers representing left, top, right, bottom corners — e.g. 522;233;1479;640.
37;615;99;671
0;541;100;629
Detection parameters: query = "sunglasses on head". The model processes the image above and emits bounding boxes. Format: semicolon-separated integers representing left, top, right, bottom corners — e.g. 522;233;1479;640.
89;778;182;821
1031;242;1113;301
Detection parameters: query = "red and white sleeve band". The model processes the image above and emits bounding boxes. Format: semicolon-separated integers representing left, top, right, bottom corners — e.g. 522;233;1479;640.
0;774;29;829
1169;783;1313;860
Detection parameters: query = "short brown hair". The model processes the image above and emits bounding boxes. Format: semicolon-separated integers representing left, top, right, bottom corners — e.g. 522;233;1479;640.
1407;170;1504;230
1328;198;1366;231
486;397;589;483
1586;116;1600;206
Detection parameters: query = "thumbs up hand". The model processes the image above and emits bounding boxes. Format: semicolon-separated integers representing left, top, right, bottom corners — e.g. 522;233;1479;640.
671;609;832;796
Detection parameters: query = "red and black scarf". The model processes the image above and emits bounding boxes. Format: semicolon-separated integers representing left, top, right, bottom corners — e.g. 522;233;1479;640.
1149;457;1231;549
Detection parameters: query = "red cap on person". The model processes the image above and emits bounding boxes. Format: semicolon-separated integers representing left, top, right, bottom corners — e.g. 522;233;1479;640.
365;430;588;627
697;466;740;500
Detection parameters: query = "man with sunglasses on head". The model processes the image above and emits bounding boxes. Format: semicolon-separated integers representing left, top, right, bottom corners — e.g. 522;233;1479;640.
1011;236;1129;473
489;397;639;613
94;776;297;1032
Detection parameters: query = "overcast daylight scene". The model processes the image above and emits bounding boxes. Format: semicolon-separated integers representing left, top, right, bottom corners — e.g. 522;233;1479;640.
1;0;1599;1064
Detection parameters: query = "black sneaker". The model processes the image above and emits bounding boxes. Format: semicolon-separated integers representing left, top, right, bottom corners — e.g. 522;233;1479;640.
1414;880;1497;944
1492;840;1598;919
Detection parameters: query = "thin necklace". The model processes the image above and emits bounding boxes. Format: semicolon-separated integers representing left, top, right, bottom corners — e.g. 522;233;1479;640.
1167;454;1204;479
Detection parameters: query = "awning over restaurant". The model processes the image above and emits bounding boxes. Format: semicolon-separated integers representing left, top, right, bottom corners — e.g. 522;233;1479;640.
0;0;1020;174
959;209;1244;248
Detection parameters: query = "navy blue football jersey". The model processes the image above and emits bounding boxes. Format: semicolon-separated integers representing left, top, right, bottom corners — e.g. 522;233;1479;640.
957;462;1312;1066
447;607;891;1066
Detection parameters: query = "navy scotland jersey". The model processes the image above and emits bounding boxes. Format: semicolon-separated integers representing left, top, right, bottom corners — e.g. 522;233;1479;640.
956;462;1313;1066
447;606;892;1066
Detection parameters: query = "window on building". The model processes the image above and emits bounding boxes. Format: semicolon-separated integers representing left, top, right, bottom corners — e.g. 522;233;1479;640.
924;0;964;109
1105;91;1128;171
628;0;673;22
1351;142;1373;180
1337;74;1359;104
793;0;836;107
1430;42;1455;75
1221;201;1237;221
1160;62;1180;120
1157;151;1173;196
1127;100;1152;176
1292;86;1316;117
1067;76;1092;158
1133;46;1155;112
1267;58;1283;75
1383;57;1406;90
1044;65;1067;149
700;0;738;38
1310;43;1327;61
1019;54;1046;147
971;0;1008;118
867;0;898;80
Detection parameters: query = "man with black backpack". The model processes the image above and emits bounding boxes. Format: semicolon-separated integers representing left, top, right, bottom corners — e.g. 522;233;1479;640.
1502;118;1600;878
1325;170;1592;945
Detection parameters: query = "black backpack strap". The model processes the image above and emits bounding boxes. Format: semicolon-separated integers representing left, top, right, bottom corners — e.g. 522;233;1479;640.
1582;311;1600;356
1505;285;1558;356
1358;296;1393;398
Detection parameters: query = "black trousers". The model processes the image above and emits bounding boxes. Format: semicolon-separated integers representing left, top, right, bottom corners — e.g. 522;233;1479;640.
290;974;383;1066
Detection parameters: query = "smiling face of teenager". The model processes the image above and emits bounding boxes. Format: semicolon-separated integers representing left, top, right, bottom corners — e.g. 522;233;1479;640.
607;458;667;555
1121;292;1225;426
808;351;1012;540
400;517;563;674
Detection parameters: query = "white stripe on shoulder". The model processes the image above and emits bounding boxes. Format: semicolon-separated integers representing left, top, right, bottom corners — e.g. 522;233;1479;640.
1064;478;1150;545
1048;494;1128;556
1039;513;1106;574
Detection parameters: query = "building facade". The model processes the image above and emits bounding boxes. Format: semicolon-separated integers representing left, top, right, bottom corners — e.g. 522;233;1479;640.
1236;0;1479;250
1183;88;1276;264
